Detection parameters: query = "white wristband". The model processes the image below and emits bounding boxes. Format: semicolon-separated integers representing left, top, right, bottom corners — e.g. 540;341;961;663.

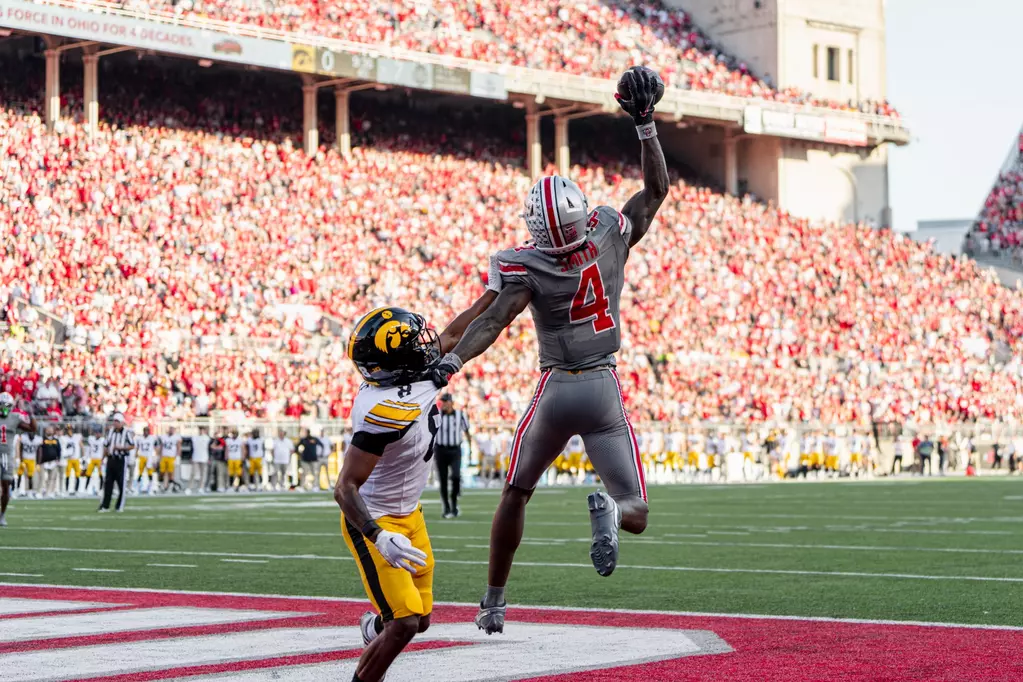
636;122;657;140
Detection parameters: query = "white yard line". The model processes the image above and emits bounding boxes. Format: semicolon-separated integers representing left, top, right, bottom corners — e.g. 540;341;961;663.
7;527;1020;556
0;573;44;578
220;559;268;564
3;546;1022;583
3;581;1022;631
72;568;124;573
147;563;198;568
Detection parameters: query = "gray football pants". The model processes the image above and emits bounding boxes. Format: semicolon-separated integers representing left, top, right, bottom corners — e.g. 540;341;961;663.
507;368;646;501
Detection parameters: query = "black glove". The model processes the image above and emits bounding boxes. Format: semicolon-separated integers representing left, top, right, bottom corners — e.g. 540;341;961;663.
615;66;663;125
425;353;463;389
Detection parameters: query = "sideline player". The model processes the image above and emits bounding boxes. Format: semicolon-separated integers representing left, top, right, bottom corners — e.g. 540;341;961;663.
16;428;43;498
83;424;106;495
158;426;182;493
0;392;36;526
135;425;158;494
60;424;83;495
428;66;669;634
246;429;266;491
334;276;499;682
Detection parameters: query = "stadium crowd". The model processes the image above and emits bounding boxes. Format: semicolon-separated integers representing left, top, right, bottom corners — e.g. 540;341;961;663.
0;62;1019;433
967;131;1023;267
115;0;898;117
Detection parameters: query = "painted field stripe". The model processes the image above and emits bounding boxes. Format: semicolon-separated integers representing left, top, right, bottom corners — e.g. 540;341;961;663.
221;559;268;564
147;564;198;569
2;546;1022;583
0;599;119;616
73;568;124;573
0;573;43;578
0;607;308;644
5;583;1023;632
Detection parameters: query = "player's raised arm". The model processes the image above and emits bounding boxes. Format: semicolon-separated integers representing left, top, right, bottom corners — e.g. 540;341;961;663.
428;283;533;389
616;66;670;248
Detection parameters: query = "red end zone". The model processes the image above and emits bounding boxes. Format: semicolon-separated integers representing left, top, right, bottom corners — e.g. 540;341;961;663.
0;584;1020;681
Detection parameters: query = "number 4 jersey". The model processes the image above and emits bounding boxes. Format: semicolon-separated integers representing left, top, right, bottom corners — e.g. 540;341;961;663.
350;380;441;519
495;205;632;371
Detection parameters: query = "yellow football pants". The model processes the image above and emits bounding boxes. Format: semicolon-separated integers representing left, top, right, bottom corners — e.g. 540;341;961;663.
341;506;434;623
16;460;36;477
227;460;243;478
85;459;104;478
65;460;82;478
247;459;263;476
159;457;176;475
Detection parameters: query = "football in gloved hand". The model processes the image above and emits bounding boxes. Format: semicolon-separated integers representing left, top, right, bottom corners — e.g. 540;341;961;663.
617;66;665;107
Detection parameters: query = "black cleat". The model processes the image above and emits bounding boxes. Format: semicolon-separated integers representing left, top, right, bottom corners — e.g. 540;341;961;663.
587;491;621;577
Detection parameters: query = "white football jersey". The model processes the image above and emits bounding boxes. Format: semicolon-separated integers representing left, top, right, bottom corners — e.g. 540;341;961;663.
137;435;157;459
59;434;83;461
225;437;244;461
567;435;584;454
246;438;265;459
19;434;42;461
350;380;440;519
86;435;105;460
159;434;181;457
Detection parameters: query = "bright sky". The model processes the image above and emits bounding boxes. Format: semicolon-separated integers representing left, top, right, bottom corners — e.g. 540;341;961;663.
886;0;1023;233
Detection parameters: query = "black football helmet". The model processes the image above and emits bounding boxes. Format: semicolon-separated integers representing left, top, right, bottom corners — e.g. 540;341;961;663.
348;307;441;387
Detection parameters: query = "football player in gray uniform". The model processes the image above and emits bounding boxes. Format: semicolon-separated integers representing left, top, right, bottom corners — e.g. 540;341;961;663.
0;392;37;527
428;66;670;634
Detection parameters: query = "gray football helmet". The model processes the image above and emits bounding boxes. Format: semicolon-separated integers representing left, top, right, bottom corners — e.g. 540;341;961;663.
522;175;590;255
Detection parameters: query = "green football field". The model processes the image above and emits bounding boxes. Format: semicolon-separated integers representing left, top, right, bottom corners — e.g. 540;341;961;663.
2;478;1022;627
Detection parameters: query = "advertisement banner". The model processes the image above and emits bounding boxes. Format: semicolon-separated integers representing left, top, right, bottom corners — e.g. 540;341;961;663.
0;0;291;69
824;117;869;146
376;58;434;90
433;65;470;96
469;71;507;100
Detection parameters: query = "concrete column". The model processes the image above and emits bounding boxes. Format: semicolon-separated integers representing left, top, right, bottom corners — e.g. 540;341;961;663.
723;130;738;196
44;49;60;130
526;112;541;179
302;84;318;155
554;116;569;177
335;88;350;158
83;54;99;138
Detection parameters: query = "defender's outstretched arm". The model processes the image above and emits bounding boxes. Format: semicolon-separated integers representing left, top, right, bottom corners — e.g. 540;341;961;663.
438;289;499;354
427;284;532;388
450;283;532;365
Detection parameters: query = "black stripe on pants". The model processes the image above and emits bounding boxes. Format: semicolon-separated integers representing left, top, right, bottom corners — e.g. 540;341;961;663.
344;519;394;622
100;456;126;511
435;445;461;514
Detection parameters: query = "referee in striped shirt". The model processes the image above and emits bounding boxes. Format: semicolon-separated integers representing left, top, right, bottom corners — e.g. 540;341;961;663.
98;413;134;513
435;393;471;519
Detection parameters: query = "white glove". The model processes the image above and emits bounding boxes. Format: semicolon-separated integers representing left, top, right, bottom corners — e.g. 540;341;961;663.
486;254;503;293
375;529;428;574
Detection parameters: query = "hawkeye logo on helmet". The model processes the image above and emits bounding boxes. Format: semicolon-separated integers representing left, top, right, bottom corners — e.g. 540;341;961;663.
374;317;412;354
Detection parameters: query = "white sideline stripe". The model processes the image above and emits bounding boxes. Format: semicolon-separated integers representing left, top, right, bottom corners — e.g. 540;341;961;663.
0;606;311;643
221;559;268;564
147;563;198;568
3;581;1022;632
0;573;44;578
0;598;116;615
3;546;1022;583
72;568;124;573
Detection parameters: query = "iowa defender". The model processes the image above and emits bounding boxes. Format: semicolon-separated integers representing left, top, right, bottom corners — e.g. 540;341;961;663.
334;287;498;682
428;67;669;634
